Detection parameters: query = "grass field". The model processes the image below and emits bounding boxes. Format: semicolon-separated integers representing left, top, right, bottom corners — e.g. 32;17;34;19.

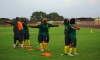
0;26;100;60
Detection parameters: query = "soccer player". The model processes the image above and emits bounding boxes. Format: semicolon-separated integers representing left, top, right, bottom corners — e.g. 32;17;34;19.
29;18;59;51
17;18;24;43
63;19;71;55
68;18;80;56
4;17;24;49
22;20;30;46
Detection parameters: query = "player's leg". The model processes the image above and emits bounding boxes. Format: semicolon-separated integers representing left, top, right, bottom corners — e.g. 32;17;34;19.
73;39;78;55
26;32;30;46
23;33;26;45
19;38;24;49
43;34;49;51
16;34;20;47
16;41;20;47
64;33;70;54
18;33;24;49
22;40;25;45
13;35;17;49
13;34;19;49
15;33;21;47
69;38;74;56
38;34;44;51
27;39;30;46
20;30;24;45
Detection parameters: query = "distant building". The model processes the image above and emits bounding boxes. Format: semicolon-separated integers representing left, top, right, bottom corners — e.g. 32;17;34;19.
95;17;100;25
75;17;100;25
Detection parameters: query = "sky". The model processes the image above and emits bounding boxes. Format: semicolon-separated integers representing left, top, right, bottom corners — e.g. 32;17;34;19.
0;0;100;19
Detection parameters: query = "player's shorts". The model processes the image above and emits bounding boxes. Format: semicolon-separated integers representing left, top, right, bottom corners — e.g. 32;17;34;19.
38;34;44;43
43;34;49;43
70;38;76;47
24;32;30;40
19;29;24;39
38;34;49;43
14;32;21;40
14;32;22;44
65;33;70;46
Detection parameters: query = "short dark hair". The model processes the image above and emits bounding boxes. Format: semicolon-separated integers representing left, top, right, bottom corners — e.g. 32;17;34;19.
24;20;27;24
70;18;75;24
64;18;69;25
16;17;19;21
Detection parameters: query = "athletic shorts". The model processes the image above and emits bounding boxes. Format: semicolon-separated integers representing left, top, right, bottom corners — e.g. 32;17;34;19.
70;38;76;47
14;32;21;40
65;33;70;46
24;32;30;40
38;34;43;43
38;34;49;43
14;32;22;44
19;30;24;39
43;34;49;43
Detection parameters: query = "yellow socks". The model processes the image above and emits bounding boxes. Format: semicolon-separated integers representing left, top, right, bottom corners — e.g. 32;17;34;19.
23;39;30;46
40;43;43;50
22;40;25;45
74;47;76;53
27;40;30;46
64;46;69;54
44;42;48;50
16;41;19;45
69;47;72;54
64;46;67;54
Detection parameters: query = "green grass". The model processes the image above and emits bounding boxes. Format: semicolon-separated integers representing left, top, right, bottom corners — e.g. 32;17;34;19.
0;26;100;60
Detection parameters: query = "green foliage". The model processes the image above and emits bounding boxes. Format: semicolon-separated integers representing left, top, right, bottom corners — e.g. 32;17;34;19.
30;11;46;21
30;11;64;21
0;18;11;21
46;12;64;21
0;18;11;24
0;26;100;60
0;11;64;22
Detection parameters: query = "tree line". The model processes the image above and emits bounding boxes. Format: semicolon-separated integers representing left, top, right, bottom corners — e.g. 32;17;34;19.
0;11;64;22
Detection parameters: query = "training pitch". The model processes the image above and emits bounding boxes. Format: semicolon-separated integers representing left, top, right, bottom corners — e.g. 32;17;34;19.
0;26;100;60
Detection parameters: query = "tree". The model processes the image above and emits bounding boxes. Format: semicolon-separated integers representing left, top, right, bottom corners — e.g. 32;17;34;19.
30;11;46;22
49;12;59;21
0;18;11;24
56;16;64;21
46;12;64;21
0;18;10;21
46;14;52;21
30;11;64;22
